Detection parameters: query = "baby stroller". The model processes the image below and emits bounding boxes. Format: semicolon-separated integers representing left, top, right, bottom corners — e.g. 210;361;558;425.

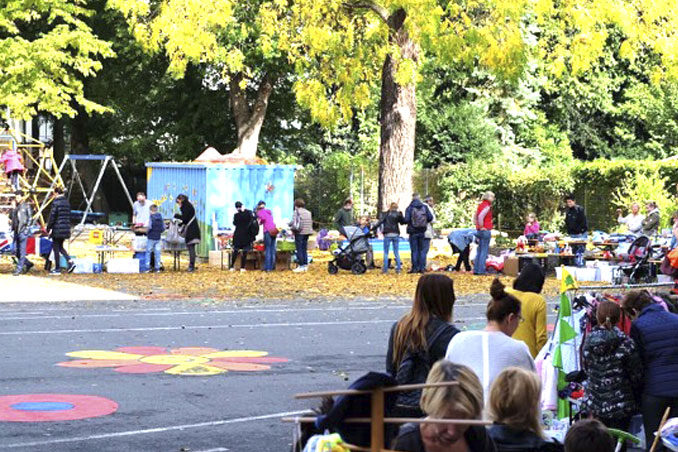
328;226;371;275
613;235;656;285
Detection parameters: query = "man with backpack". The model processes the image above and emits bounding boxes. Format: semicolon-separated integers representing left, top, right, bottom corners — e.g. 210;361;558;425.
405;193;433;274
230;201;257;271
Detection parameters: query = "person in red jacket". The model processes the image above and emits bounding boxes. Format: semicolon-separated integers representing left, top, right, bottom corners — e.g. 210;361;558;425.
473;191;495;275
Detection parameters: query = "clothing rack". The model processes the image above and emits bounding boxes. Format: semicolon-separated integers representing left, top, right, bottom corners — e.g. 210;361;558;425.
569;282;677;292
282;381;492;452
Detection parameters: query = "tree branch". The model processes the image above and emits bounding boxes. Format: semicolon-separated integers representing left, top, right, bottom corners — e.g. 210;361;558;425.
247;72;275;131
343;0;389;23
229;72;251;131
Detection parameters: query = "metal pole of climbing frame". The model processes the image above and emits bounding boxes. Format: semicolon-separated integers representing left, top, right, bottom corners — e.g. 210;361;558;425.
111;158;134;210
78;156;110;228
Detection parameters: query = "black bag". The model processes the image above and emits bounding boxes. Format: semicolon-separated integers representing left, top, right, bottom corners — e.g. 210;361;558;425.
248;212;259;239
394;322;449;408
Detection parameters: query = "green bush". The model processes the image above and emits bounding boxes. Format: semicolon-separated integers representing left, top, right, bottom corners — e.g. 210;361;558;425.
435;134;575;233
434;158;678;234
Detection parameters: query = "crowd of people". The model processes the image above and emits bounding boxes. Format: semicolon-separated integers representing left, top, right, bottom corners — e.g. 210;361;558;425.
4;183;676;278
380;272;678;452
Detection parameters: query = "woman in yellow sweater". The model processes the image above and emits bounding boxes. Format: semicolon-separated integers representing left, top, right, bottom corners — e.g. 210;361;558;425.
506;263;547;358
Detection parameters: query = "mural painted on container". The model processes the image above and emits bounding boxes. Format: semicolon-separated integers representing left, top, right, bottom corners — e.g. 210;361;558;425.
0;394;118;422
57;346;289;376
146;164;296;257
206;166;295;230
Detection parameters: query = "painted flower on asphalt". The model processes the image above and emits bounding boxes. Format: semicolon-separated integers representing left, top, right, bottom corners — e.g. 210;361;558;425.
57;346;288;376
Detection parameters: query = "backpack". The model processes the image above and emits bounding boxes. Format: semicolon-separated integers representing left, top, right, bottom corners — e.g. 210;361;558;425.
248;211;259;239
411;205;428;229
394;322;450;408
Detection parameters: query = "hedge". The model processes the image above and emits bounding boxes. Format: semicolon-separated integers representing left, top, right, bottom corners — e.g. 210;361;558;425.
438;158;678;234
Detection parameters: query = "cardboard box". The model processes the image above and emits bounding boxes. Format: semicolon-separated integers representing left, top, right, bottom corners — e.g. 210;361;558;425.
209;250;225;267
255;250;292;271
216;250;260;270
503;257;519;277
72;258;94;274
107;258;139;274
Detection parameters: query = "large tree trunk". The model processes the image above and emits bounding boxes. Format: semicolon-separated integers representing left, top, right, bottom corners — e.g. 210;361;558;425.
52;116;65;164
378;9;418;213
229;72;274;159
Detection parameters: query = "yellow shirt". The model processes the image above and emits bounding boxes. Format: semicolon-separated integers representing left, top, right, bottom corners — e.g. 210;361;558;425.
506;288;547;358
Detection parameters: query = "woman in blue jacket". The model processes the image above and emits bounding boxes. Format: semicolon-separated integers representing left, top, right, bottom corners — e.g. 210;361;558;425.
622;290;678;450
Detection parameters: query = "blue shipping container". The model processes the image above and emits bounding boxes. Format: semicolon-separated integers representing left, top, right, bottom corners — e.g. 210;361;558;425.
146;163;296;257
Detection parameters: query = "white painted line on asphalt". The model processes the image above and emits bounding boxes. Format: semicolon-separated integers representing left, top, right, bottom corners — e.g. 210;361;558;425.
0;319;398;335
0;305;410;321
0;302;489;321
195;449;229;452
0;311;45;315
0;316;489;336
0;410;306;449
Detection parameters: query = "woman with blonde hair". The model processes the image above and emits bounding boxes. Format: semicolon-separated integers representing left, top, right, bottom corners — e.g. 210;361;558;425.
387;274;460;417
487;367;562;451
393;360;497;452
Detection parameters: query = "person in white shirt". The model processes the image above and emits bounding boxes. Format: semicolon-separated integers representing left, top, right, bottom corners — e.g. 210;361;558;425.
132;192;151;233
616;202;644;235
445;278;535;398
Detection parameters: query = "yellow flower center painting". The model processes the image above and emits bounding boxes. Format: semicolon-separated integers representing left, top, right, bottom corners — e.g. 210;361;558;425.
57;346;288;376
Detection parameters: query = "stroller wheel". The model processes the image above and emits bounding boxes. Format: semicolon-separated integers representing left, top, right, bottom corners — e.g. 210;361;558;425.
351;262;366;275
328;262;339;275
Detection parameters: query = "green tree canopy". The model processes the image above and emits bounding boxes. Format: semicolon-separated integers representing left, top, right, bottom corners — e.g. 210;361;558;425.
0;0;114;119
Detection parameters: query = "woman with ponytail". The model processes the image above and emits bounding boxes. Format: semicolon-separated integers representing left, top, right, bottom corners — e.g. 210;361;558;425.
387;274;460;417
445;279;535;398
582;301;642;446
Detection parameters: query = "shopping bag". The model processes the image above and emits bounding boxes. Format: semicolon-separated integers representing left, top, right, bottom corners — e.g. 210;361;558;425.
166;220;184;244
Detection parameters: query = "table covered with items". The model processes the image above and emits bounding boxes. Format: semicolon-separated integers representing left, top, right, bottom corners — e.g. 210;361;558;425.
503;230;670;283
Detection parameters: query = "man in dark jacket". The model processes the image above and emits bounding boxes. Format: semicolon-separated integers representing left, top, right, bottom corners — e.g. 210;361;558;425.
375;202;405;273
405;193;433;273
46;187;75;274
10;191;34;275
565;195;588;267
231;201;255;271
334;198;353;237
622;290;678;450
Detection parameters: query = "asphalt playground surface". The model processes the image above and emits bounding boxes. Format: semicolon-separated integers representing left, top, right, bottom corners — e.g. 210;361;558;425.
0;296;555;452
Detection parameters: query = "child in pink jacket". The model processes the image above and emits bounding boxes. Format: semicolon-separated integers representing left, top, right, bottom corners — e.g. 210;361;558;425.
1;148;24;191
524;213;540;238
